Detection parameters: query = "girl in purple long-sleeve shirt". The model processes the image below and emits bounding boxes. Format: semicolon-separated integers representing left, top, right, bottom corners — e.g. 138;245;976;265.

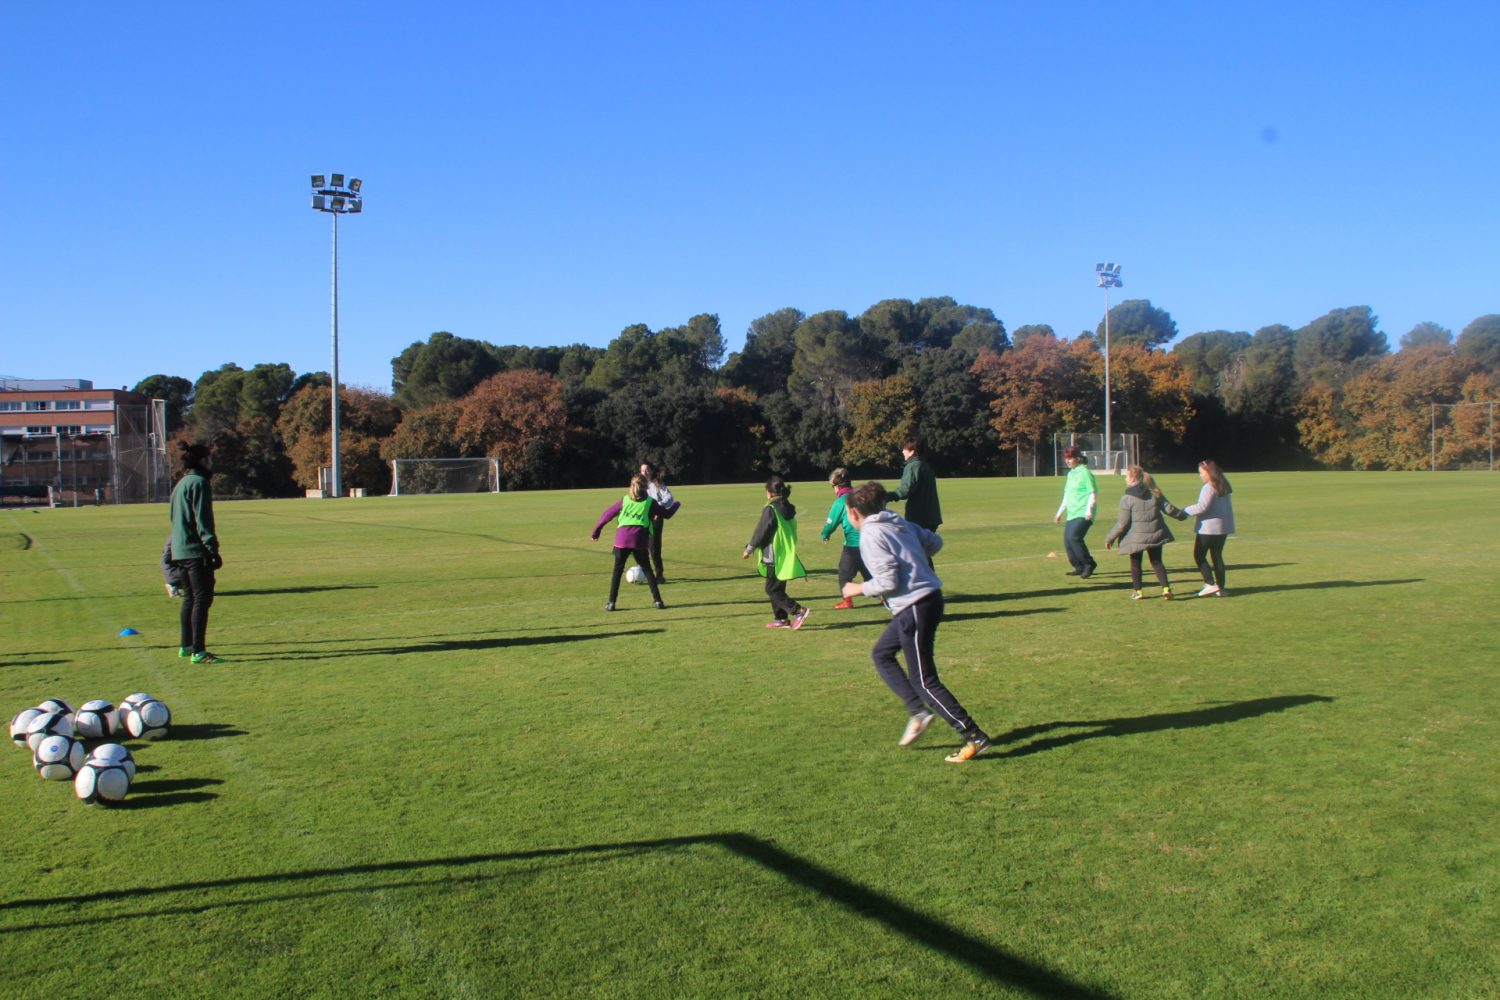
592;473;679;611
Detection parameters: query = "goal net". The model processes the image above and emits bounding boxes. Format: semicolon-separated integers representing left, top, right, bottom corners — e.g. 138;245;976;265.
389;458;501;496
1051;432;1138;475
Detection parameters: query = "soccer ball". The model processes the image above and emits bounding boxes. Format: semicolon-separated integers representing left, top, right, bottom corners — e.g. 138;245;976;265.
625;565;647;585
75;760;131;805
26;711;74;751
123;698;171;740
10;708;43;749
34;734;87;780
74;700;118;740
88;743;137;779
37;698;74;718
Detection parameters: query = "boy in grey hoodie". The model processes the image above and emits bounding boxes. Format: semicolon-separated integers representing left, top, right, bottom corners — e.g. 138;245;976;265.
841;482;991;763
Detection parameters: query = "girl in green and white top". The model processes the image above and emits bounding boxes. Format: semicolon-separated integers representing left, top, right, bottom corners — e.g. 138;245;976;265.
1054;446;1098;578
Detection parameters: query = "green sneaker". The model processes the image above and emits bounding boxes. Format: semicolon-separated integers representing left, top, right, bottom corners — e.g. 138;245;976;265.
191;651;226;664
178;646;191;658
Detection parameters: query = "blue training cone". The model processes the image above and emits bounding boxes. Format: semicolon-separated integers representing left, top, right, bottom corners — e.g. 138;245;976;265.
118;627;140;636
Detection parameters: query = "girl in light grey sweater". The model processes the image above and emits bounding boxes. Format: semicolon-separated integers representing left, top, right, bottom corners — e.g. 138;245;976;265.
1184;460;1235;597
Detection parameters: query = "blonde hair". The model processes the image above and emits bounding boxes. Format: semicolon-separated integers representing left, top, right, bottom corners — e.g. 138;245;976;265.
628;474;648;501
1127;465;1162;499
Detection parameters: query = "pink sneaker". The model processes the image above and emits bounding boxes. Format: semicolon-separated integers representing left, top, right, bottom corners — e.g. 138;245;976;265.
765;620;790;629
791;608;810;630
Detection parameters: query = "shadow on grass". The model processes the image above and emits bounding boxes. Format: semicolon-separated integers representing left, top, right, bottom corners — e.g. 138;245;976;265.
0;832;1114;998
2;658;70;667
262;628;667;661
216;585;378;597
161;723;248;742
1223;578;1421;597
810;607;1066;631
991;694;1335;759
116;791;220;810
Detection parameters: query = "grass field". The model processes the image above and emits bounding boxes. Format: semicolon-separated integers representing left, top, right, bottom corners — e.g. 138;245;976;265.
2;472;1497;999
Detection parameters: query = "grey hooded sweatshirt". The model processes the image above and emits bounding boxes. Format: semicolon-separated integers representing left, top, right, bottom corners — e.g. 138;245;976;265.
855;509;943;614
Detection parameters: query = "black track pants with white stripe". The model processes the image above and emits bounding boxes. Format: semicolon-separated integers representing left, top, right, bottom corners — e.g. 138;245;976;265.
869;591;976;736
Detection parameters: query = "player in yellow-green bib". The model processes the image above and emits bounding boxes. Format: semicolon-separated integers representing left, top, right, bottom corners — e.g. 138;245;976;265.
741;476;810;630
592;473;679;611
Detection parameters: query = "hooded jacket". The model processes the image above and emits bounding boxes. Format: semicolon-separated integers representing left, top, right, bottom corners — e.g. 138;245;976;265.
854;509;943;614
1103;482;1184;554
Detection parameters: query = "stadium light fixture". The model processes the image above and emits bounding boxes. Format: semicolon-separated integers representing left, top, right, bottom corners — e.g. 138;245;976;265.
309;173;364;498
1095;262;1124;472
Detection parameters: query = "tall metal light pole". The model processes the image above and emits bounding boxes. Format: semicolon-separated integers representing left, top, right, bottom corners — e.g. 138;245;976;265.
310;174;363;498
1095;262;1123;473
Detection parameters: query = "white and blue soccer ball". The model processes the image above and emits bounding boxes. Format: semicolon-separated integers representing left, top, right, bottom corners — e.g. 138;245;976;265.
123;698;171;740
34;734;87;780
10;708;44;749
26;711;74;751
75;759;131;805
625;565;647;585
74;700;118;740
88;743;137;779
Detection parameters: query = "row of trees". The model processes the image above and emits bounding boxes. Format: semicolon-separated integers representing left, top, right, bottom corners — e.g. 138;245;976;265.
134;300;1500;497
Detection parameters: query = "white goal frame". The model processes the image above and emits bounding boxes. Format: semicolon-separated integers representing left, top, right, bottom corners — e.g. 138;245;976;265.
389;457;501;496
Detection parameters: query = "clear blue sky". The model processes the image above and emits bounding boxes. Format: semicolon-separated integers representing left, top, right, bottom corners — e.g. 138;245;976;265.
3;2;1496;392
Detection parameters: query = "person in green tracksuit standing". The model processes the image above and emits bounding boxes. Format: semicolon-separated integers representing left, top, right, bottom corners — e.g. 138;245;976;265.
742;476;809;630
169;441;225;664
887;436;942;532
1054;445;1099;579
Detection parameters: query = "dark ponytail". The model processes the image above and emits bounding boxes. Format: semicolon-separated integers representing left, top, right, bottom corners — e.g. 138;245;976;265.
765;476;791;500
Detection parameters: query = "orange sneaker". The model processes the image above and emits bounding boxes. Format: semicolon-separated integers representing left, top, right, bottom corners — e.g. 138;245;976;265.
833;597;854;610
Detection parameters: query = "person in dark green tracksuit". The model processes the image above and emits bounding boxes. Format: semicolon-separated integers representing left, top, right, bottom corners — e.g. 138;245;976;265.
742;476;809;630
169;442;225;664
887;436;942;533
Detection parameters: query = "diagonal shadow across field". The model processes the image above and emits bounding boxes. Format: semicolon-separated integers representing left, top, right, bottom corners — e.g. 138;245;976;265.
0;833;1115;998
991;694;1334;758
259;628;667;661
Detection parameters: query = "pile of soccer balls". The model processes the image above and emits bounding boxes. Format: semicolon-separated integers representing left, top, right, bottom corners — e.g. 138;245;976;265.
8;694;172;806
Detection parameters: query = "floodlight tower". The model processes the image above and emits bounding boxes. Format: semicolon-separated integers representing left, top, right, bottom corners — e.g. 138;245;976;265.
1095;262;1123;472
309;173;363;498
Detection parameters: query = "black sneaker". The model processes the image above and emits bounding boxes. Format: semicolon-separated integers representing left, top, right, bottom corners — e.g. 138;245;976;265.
603;602;616;612
1065;570;1081;577
1079;564;1096;579
654;600;665;609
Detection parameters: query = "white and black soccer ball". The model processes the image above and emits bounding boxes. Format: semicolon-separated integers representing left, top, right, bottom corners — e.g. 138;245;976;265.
88;743;137;779
75;760;131;805
74;700;118;740
625;565;647;585
26;711;74;751
34;734;87;780
10;708;43;749
37;697;74;718
123;698;171;740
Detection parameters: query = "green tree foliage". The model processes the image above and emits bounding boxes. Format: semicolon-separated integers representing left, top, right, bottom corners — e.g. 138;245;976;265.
585;316;722;392
1097;299;1178;350
592;382;755;485
1173;331;1251;397
1010;324;1054;349
188;362;297;440
1456;314;1500;372
787;310;885;427
1399;322;1452;352
202;416;296;498
1292;306;1388;385
721;308;803;395
391;332;502;410
131;374;192;432
901;346;1000;474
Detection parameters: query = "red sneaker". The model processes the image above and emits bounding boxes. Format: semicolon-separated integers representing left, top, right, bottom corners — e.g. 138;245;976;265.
833;598;854;610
